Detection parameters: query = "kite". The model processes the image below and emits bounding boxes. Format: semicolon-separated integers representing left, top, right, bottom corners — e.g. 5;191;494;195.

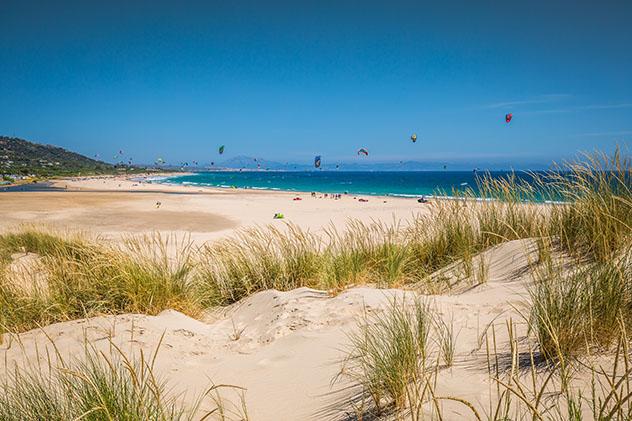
411;133;417;143
314;155;322;168
357;148;369;156
505;113;513;123
219;145;225;154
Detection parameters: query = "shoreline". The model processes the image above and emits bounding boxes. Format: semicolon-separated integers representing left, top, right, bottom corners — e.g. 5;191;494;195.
3;172;562;205
156;172;563;204
0;173;434;244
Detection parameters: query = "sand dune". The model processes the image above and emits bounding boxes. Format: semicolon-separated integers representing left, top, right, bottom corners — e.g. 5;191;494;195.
0;240;537;420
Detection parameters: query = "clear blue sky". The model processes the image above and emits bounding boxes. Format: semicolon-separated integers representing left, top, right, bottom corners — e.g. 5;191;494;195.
1;0;631;167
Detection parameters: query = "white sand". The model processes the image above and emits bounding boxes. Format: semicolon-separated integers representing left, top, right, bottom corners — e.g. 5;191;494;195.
0;174;431;244
0;176;606;420
0;240;539;420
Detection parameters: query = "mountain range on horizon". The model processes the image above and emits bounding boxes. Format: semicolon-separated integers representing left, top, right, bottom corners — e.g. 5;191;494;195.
187;154;555;172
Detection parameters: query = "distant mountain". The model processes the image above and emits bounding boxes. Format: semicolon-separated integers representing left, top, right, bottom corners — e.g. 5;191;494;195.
213;155;551;172
216;155;301;170
0;136;117;176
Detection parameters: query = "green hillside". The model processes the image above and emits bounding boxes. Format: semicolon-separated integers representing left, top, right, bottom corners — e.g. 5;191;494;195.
0;136;126;177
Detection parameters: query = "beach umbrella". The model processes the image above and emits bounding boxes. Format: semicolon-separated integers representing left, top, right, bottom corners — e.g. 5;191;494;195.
505;113;513;123
314;155;321;168
357;148;369;156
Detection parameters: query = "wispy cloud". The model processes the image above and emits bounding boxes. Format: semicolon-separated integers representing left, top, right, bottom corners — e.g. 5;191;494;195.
575;103;632;111
482;94;572;110
525;103;632;115
482;94;632;116
572;130;632;138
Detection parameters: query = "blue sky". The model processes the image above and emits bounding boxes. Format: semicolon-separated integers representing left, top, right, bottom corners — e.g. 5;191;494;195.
1;0;631;167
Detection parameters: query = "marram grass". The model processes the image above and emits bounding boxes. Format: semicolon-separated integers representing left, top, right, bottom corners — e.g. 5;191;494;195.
0;337;247;421
0;148;629;420
0;148;630;362
0;231;202;337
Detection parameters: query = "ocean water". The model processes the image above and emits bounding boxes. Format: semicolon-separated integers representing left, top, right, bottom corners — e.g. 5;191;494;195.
160;171;541;198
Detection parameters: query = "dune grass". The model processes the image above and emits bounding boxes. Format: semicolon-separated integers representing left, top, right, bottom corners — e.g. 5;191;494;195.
0;149;630;419
338;298;462;419
195;149;630;307
341;301;632;420
1;150;629;335
0;336;249;421
0;149;629;358
195;203;493;306
0;231;201;337
0;342;194;421
545;148;632;263
195;225;324;307
530;249;632;360
521;149;632;363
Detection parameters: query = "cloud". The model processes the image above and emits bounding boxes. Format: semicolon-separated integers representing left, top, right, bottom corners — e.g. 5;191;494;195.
574;103;632;111
523;103;632;115
483;95;632;115
482;94;572;110
572;130;632;138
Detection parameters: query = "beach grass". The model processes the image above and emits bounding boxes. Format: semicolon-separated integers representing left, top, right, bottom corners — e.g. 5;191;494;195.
0;232;201;337
340;300;632;420
195;224;324;306
338;298;433;416
0;341;199;421
337;297;467;419
0;149;630;419
0;335;250;421
530;249;632;360
1;150;629;336
546;148;632;262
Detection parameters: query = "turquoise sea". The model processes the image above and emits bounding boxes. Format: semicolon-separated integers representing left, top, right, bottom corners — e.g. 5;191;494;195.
159;171;541;198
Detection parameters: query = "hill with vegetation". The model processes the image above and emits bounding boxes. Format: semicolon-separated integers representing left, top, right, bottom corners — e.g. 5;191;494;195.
0;136;131;177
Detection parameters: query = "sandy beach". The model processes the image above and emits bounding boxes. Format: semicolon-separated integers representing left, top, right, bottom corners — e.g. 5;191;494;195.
1;169;629;421
0;175;481;420
0;174;431;243
2;2;629;418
